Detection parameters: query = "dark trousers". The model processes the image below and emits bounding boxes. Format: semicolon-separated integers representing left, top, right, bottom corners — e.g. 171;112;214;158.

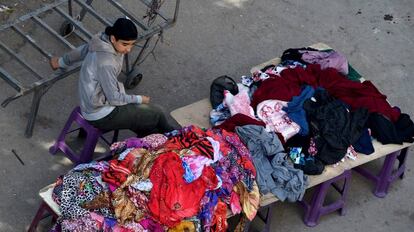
88;104;176;137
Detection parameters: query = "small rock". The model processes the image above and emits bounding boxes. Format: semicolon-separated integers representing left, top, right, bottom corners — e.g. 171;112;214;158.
372;27;381;34
384;14;393;21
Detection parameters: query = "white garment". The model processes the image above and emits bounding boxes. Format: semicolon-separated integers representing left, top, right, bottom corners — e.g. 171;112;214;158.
223;84;255;118
257;99;300;141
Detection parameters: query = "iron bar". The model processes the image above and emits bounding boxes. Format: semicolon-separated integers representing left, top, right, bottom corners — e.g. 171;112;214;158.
32;16;75;49
0;40;43;80
11;25;52;59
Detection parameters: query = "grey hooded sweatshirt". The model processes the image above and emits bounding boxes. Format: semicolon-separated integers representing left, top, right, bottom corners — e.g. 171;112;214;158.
58;33;141;121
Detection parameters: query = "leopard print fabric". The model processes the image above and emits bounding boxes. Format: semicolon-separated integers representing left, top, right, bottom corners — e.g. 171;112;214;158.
60;170;113;219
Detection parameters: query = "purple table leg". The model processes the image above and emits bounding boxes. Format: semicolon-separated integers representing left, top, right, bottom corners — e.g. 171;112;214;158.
299;169;352;227
28;201;58;232
354;148;408;198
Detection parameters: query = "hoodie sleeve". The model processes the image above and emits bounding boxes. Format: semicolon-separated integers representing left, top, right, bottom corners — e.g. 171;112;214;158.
97;64;141;105
58;44;89;68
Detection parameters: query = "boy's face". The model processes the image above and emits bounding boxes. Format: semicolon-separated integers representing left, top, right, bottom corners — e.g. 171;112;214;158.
110;35;136;54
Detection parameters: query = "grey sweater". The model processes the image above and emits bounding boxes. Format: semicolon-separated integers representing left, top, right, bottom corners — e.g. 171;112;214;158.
59;33;141;120
236;125;308;202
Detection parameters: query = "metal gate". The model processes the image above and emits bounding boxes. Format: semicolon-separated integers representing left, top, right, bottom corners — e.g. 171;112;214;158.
0;0;180;137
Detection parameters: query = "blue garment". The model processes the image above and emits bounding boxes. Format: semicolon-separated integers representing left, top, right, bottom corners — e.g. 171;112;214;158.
118;148;134;161
352;128;375;155
209;103;231;126
198;191;219;231
182;161;195;183
283;85;315;135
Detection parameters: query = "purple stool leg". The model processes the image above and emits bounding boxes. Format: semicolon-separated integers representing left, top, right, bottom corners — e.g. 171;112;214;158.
79;129;101;164
301;183;329;227
300;170;352;227
28;201;58;232
49;107;82;155
354;148;408;198
397;148;407;179
49;107;118;165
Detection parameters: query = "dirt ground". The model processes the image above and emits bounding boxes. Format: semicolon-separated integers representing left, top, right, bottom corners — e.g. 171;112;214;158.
1;0;54;22
0;0;413;231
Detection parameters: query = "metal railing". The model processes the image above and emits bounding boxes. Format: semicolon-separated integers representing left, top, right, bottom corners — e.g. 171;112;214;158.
0;0;180;137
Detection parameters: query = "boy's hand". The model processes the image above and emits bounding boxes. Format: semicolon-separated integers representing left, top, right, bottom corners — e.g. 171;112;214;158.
50;57;60;70
141;96;150;104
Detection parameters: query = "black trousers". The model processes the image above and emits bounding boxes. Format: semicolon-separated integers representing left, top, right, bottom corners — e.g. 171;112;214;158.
88;104;176;137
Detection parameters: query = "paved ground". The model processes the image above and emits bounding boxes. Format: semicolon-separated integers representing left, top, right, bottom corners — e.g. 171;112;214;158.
0;0;413;231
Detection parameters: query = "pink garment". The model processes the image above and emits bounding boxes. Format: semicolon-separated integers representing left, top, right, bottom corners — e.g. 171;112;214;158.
182;155;213;180
142;133;168;150
181;137;222;180
90;212;104;228
229;191;242;215
224;84;255;119
122;222;147;232
61;214;100;232
108;183;117;192
257;99;300;141
301;50;348;75
139;218;164;232
113;225;132;232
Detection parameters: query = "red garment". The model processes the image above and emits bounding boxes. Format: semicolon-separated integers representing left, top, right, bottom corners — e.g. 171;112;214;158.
148;152;218;227
205;129;233;156
213;115;286;144
163;128;214;159
102;153;135;187
210;200;228;232
206;128;257;177
251;64;400;122
214;113;266;132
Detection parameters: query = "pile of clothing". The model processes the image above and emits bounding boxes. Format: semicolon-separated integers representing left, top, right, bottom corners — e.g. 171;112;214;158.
53;126;289;232
210;46;414;176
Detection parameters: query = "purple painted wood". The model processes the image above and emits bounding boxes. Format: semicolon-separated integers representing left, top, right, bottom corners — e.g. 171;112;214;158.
49;106;118;164
28;201;58;232
299;169;352;227
353;148;408;198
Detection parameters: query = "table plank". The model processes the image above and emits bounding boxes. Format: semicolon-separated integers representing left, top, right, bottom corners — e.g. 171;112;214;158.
170;98;212;129
39;184;61;216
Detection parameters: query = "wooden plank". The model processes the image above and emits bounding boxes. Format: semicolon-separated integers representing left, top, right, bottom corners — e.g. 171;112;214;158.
249;57;281;74
170;98;212;129
38;184;61;216
339;140;413;170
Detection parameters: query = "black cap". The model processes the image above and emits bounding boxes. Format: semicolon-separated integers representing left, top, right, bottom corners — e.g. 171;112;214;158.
105;18;138;41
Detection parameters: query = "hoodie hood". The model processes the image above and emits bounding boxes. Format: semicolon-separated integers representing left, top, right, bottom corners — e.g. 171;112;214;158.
88;33;118;55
